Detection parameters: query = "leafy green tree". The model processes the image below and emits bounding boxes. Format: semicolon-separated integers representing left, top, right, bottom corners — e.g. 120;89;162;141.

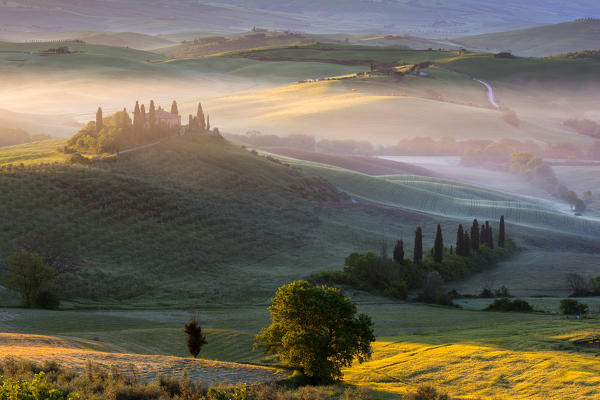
433;224;443;263
184;313;207;358
393;240;404;264
255;281;375;383
413;227;423;265
4;250;57;308
498;216;505;248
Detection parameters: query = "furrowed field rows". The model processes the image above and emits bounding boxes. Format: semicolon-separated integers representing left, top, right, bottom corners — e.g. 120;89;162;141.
296;164;600;237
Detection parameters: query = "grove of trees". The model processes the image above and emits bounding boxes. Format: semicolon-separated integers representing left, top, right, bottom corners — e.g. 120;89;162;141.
311;216;515;305
67;101;210;154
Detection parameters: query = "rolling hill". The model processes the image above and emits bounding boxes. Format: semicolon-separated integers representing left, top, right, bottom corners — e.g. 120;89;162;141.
455;19;600;57
0;135;599;307
2;0;600;37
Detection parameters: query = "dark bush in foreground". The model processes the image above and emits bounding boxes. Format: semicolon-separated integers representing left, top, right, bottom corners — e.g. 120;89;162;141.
485;298;533;312
405;385;450;400
560;299;589;316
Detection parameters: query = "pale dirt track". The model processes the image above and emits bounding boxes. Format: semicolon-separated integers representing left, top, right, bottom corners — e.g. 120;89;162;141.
0;333;288;385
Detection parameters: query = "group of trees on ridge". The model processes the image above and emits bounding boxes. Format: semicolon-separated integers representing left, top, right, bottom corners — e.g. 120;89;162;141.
66;100;213;154
312;216;515;305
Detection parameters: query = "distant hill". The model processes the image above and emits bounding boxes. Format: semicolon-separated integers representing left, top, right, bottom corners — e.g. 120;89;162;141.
0;31;174;51
157;31;314;58
2;0;600;37
455;19;600;57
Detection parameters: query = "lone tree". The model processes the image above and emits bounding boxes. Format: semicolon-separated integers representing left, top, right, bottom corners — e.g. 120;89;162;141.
433;224;443;263
393;240;404;264
4;250;57;308
96;107;103;134
184;313;207;358
413;227;423;265
498;216;505;248
255;281;375;383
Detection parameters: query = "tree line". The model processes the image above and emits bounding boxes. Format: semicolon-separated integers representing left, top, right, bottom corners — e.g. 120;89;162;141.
311;216;515;305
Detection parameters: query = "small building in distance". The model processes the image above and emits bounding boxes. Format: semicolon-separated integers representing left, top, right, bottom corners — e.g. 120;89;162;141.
156;108;181;129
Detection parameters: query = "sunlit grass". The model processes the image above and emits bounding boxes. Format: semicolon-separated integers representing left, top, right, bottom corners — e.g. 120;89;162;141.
0;139;68;166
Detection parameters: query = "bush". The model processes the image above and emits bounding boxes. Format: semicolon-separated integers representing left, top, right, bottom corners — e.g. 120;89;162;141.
68;153;91;165
35;290;60;309
383;280;408;300
485;298;533;312
560;299;589;316
405;385;450;400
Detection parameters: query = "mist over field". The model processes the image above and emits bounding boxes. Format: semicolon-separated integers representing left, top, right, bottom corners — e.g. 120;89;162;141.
1;2;600;400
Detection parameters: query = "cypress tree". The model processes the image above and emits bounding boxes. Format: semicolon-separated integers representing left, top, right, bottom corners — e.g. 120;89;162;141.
184;314;207;358
488;226;494;249
413;227;423;265
197;102;206;131
498;216;505;248
380;239;388;260
171;100;179;115
140;104;146;127
463;232;470;256
133;101;141;139
96;107;103;134
433;224;443;263
393;240;404;264
471;219;480;251
149;100;156;128
480;222;487;246
206;114;210;131
188;114;194;133
456;224;464;256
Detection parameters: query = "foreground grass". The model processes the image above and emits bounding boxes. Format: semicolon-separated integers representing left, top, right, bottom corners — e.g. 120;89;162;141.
2;304;600;399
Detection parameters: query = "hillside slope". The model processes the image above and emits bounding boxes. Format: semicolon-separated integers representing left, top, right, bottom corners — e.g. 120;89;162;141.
0;136;598;306
456;19;600;57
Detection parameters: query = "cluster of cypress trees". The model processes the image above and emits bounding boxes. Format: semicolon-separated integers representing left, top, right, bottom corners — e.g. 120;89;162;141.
188;102;210;133
393;216;506;266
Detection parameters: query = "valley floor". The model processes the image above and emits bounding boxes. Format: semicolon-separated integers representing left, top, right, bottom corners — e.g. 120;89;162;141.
1;302;599;399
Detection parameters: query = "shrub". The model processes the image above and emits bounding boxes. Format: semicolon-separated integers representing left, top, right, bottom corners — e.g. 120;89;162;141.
68;153;91;165
35;290;60;309
485;298;533;312
405;385;450;400
560;299;589;316
0;372;65;400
